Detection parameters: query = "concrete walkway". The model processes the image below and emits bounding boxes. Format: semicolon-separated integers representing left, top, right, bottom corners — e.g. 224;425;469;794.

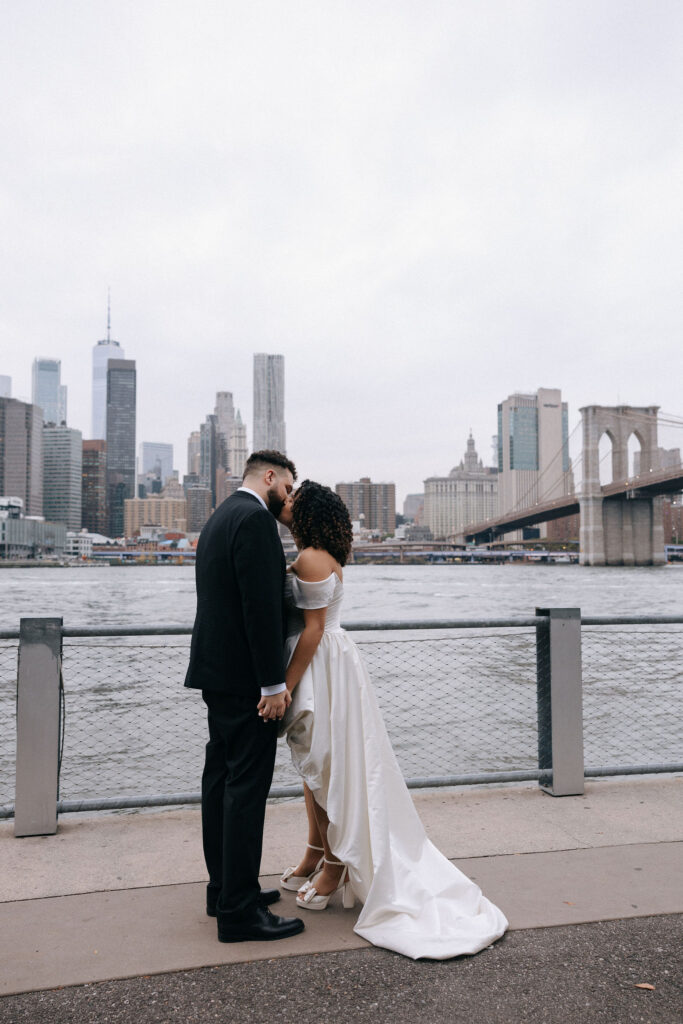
1;776;682;999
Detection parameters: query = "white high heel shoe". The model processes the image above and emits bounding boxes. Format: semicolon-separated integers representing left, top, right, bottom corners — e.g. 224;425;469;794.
295;858;355;911
280;843;325;892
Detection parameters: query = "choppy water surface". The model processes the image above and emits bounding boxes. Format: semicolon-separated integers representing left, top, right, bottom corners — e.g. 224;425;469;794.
1;562;682;626
0;564;681;805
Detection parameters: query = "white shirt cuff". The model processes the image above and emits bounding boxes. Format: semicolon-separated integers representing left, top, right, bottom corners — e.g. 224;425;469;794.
260;683;287;696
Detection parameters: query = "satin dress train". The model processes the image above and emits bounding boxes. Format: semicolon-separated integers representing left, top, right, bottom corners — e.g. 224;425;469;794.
280;573;508;960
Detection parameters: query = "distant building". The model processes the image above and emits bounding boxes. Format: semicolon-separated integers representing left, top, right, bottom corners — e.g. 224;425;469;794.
423;434;498;540
0;516;66;559
186;486;212;532
66;531;94;559
82;440;108;535
43;425;83;530
216;471;243;507
0;376;12;398
253;353;286;452
139;442;174;483
32;358;67;425
336;477;396;535
160;476;185;501
405;524;433;542
138;442;174;496
0;497;23;518
106;359;136;537
497;387;573;539
199;414;219;507
230;410;248;478
187;431;201;476
214;393;247;477
124;496;187;538
663;497;683;545
92;301;125;439
0;397;43;516
214;391;235;473
545;513;580;544
403;493;424;521
634;447;681;475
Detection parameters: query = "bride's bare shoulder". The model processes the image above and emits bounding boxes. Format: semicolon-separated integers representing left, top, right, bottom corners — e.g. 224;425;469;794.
292;547;337;582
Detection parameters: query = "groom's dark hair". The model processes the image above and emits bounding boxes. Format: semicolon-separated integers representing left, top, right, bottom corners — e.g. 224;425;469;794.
243;450;297;481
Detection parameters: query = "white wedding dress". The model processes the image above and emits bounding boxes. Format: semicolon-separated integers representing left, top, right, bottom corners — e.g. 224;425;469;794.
280;572;508;960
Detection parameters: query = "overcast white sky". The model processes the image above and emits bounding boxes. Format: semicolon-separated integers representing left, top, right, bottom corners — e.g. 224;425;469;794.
2;0;682;503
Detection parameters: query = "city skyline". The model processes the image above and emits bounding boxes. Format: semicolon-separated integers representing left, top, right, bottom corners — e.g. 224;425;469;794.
2;3;682;504
4;337;683;507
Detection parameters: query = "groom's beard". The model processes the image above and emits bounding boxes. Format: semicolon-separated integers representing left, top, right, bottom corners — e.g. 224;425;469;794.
266;486;285;518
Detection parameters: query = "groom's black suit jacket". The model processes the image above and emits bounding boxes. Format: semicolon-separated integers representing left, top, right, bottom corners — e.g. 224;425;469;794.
184;490;286;697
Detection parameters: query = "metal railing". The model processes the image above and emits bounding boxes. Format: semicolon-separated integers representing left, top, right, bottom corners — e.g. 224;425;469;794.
1;610;682;836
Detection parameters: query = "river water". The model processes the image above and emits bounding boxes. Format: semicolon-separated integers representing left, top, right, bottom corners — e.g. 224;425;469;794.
1;562;683;626
1;564;681;806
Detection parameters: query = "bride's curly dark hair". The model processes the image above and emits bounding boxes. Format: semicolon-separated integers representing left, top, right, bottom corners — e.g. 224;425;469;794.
290;480;354;566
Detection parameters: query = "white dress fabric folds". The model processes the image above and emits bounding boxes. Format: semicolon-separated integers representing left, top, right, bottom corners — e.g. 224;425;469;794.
280;572;508;960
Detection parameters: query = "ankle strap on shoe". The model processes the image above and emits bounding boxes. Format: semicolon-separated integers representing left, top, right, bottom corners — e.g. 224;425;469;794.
323;857;344;866
307;843;324;852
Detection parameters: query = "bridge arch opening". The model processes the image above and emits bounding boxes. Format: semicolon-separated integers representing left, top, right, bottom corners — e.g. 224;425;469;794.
598;430;615;486
627;430;644;479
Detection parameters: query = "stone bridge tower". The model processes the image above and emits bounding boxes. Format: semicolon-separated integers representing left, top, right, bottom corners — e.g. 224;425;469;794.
579;405;665;566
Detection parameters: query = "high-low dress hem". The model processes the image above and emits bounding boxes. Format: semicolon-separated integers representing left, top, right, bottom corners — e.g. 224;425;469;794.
281;573;508;960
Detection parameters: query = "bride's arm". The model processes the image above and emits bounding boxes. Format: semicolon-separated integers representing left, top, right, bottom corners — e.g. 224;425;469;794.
285;605;326;693
285;548;333;694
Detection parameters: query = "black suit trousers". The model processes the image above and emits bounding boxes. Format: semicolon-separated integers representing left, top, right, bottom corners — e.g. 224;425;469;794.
201;691;278;921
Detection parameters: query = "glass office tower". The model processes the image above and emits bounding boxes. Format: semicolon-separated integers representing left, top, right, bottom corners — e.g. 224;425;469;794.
106;359;136;537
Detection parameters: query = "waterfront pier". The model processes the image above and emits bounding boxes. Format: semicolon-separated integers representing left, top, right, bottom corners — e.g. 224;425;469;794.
1;610;681;1019
0;776;681;1020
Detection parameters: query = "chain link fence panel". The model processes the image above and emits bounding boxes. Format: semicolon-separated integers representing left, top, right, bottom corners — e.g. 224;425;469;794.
582;626;683;768
6;623;680;813
57;630;540;805
355;630;539;778
0;642;18;808
59;638;202;802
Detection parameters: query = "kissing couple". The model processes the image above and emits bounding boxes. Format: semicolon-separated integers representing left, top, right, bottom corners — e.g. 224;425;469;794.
185;450;507;959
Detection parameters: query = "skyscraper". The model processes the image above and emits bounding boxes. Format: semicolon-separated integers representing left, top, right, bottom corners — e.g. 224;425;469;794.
199;414;219;508
106;359;136;537
0;376;11;398
32;358;67;425
230;410;248;478
0;397;43;515
253;353;286;452
187;431;201;476
92;301;125;440
186;486;212;532
43;425;82;530
82;440;108;534
139;440;174;487
497;387;572;538
214;391;235;472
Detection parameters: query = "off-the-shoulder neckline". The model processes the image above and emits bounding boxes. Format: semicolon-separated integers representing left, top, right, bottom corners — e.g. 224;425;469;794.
290;571;343;585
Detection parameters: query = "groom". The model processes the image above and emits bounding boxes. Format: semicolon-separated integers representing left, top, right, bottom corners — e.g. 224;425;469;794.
184;450;304;942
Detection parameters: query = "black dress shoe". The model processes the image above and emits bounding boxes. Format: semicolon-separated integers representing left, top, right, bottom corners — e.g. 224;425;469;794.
217;905;305;943
258;888;281;907
206;888;281;917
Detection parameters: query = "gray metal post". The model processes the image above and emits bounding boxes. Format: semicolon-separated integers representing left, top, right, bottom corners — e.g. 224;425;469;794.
14;618;63;836
535;608;584;796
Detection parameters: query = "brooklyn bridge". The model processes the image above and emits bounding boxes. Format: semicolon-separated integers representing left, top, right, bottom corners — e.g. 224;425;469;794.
462;405;683;566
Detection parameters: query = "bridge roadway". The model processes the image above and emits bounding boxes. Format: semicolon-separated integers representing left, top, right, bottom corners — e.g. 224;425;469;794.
464;464;683;543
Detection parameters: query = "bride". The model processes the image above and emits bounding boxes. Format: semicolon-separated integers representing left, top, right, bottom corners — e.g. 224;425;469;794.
276;480;508;960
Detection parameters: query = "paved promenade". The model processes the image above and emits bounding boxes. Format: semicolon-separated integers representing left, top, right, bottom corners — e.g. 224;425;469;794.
1;776;681;1021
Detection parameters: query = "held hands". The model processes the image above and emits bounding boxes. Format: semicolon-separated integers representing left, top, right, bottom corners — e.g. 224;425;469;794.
257;690;292;722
